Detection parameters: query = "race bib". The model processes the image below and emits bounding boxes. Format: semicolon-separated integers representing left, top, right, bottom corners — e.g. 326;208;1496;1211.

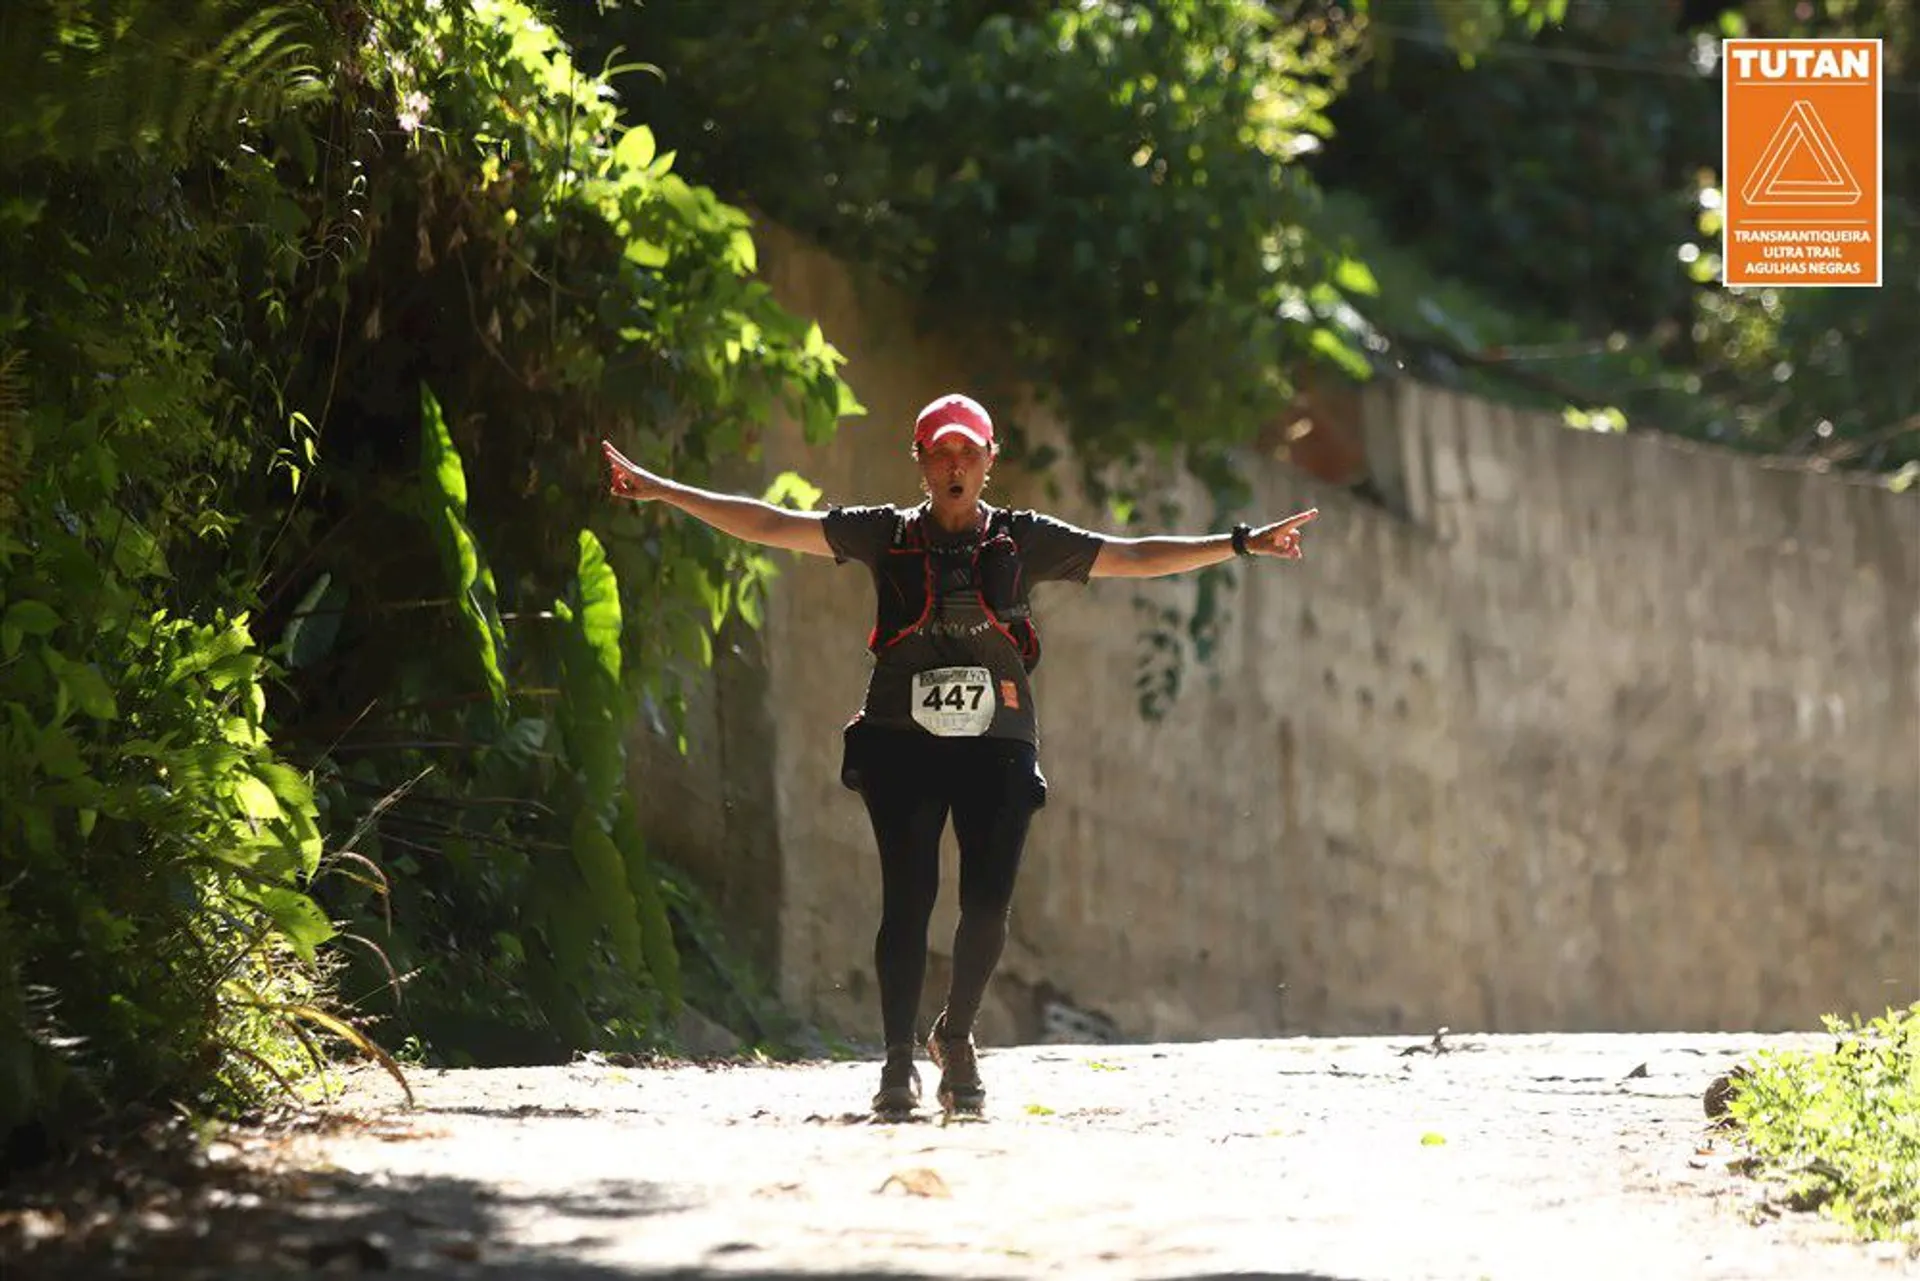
911;666;995;737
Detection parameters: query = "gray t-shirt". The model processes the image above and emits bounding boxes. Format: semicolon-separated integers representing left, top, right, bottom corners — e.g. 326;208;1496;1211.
825;503;1104;745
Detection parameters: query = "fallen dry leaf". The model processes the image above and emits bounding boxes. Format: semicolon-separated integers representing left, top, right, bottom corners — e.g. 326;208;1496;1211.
752;1181;808;1199
877;1168;951;1199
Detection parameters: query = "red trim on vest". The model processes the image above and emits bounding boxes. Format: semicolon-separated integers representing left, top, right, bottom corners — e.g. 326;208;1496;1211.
867;508;1039;668
973;542;1025;657
875;551;935;654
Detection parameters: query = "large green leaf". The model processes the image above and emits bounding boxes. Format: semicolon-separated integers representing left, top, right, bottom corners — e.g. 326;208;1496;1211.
574;530;622;686
230;773;284;822
523;951;597;1049
554;532;627;816
530;878;594;996
418;384;508;714
615;794;681;1011
613;123;656;172
569;810;645;977
43;650;117;721
1;600;57;658
250;886;336;965
280;571;342;672
255;761;323;877
551;601;618;817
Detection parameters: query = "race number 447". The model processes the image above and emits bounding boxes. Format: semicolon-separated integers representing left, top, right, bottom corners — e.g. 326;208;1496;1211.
1722;39;1882;288
912;666;996;737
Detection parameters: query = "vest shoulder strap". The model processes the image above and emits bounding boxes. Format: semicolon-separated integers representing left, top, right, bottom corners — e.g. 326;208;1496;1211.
890;507;923;550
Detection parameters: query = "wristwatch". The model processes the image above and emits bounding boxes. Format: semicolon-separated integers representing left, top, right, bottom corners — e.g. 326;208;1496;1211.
1231;522;1252;557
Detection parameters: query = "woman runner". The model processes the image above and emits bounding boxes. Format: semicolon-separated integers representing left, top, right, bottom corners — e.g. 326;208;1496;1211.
603;393;1318;1116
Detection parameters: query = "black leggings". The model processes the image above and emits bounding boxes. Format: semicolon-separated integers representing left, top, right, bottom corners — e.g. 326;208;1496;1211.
842;723;1048;1048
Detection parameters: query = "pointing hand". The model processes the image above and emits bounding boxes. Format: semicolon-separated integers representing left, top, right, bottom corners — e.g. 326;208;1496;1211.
1248;508;1319;560
603;440;660;502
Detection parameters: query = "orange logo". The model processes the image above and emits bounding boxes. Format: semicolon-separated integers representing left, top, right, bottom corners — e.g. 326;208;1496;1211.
1723;39;1882;287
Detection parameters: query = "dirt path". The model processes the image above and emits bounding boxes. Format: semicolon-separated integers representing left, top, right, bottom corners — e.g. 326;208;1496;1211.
11;1032;1918;1279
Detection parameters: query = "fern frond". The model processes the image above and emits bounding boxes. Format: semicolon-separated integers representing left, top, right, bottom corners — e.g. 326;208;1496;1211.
0;1;331;168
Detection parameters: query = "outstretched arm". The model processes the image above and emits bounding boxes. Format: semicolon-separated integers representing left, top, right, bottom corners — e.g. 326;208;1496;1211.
603;441;834;558
1090;508;1319;579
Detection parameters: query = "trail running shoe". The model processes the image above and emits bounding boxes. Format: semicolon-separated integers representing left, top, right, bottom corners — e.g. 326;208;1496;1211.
871;1045;921;1117
927;1012;984;1114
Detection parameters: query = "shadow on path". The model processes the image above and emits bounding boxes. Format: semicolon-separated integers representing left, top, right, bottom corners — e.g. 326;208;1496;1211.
3;1136;1368;1280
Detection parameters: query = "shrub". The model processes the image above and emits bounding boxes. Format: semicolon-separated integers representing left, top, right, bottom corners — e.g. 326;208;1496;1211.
1730;1004;1920;1248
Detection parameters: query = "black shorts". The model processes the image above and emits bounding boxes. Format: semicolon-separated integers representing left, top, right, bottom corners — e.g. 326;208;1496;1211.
840;720;1049;811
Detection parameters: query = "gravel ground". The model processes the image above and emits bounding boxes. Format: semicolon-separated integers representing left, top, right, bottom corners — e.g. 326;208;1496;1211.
7;1031;1916;1280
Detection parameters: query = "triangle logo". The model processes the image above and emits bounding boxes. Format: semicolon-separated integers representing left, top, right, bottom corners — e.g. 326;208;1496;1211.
1740;99;1863;206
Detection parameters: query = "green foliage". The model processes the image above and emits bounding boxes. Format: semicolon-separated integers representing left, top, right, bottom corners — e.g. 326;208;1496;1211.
1350;0;1571;65
0;375;333;1131
0;0;330;167
241;0;852;1063
554;0;1380;723
560;0;1918;480
1320;2;1714;339
544;526;684;1019
1680;2;1919;473
1316;0;1919;475
1301;187;1689;434
417;384;510;716
0;0;356;1137
0;352;23;530
565;0;1367;470
1730;1005;1920;1248
0;0;859;1146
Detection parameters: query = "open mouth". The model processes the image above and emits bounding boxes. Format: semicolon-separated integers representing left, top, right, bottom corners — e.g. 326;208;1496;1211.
947;483;965;498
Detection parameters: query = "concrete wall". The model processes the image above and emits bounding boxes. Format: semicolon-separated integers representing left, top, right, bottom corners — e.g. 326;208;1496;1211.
631;224;1920;1045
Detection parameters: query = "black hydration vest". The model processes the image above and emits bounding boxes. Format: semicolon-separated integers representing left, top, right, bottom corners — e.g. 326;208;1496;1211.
869;507;1042;672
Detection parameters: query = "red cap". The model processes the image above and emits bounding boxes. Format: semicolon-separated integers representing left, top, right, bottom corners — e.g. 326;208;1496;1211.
913;394;995;452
